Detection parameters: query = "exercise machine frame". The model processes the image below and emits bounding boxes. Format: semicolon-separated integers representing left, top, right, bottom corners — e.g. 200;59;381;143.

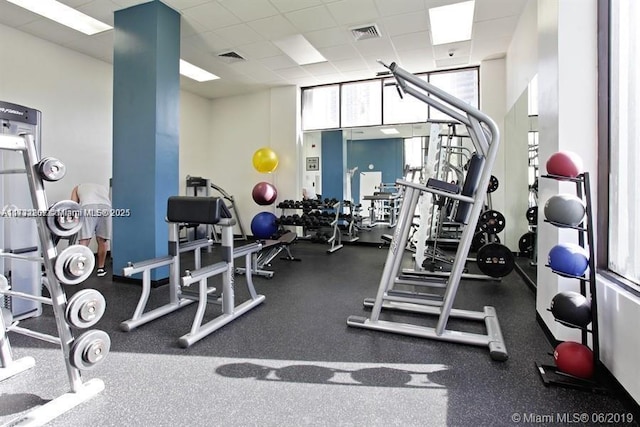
347;61;507;361
121;197;264;348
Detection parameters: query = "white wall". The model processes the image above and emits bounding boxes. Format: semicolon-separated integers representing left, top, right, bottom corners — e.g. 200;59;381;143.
208;87;299;236
506;0;539;111
507;0;640;405
479;58;509;245
179;90;212;194
0;23;112;204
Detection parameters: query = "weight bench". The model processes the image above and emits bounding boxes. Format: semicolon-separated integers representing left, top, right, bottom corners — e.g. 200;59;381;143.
236;230;299;278
121;196;265;348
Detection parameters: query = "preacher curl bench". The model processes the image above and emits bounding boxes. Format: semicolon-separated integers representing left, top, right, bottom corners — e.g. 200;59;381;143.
121;196;265;347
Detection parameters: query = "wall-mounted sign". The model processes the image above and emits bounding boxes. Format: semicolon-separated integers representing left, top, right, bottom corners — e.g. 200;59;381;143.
306;157;319;171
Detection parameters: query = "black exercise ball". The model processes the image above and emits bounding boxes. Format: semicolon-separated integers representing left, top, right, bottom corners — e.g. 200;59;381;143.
550;291;592;327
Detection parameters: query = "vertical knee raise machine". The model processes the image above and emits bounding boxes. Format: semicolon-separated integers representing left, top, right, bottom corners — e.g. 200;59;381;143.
121;196;264;348
347;61;508;361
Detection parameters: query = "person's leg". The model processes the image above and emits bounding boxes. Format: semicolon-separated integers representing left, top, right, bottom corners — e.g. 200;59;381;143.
96;237;108;269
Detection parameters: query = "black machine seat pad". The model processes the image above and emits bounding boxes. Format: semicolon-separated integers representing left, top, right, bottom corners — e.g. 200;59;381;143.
167;196;231;224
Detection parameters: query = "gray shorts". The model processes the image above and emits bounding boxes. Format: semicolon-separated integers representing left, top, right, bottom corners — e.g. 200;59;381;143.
79;204;112;240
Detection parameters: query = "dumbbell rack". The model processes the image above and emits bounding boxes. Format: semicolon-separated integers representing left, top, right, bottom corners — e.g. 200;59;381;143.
277;200;347;253
535;171;607;393
0;133;109;424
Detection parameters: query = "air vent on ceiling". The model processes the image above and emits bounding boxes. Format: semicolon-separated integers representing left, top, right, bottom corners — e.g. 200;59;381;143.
217;51;246;63
350;24;381;41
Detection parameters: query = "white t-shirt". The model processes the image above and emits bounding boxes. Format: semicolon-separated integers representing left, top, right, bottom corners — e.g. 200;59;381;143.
77;183;111;206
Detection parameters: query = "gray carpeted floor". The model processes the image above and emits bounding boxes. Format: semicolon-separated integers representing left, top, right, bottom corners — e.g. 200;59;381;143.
1;237;637;426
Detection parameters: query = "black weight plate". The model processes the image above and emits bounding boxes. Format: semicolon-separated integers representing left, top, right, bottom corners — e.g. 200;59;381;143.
478;210;506;234
518;231;536;256
526;206;538;224
477;243;515;278
487;175;499;193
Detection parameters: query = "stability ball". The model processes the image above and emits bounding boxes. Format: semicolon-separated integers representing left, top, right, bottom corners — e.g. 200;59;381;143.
548;243;589;277
251;212;278;239
550;291;592;327
252;147;279;173
252;182;278;206
546;151;583;178
554;341;594;379
544;194;586;226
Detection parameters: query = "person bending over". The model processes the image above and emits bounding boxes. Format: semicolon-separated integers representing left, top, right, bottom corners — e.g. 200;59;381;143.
71;183;111;277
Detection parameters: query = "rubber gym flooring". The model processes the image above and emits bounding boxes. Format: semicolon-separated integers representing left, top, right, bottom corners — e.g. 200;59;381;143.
1;231;637;426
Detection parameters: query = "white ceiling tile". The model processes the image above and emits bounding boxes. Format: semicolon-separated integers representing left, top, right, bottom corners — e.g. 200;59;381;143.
214;24;264;46
391;31;430;52
474;0;528;22
352;37;396;57
374;0;425;16
381;12;429;37
182;2;241;31
432;40;471;59
114;0;170;8
318;44;360;61
361;55;393;72
260;55;298;70
237;41;283;59
326;0;379;26
473;16;519;41
76;1;120;26
435;56;470;68
270;0;324;13
331;58;369;72
285;5;337;32
180;16;208;39
340;70;376;81
397;47;435;72
218;0;279;21
0;2;40;28
277;67;314;79
247;15;299;40
190;31;233;53
229;61;281;82
302;62;340;76
315;73;345;84
471;36;511;62
304;27;352;48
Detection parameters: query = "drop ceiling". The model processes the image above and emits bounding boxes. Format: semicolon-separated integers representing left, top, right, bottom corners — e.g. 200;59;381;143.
0;0;528;99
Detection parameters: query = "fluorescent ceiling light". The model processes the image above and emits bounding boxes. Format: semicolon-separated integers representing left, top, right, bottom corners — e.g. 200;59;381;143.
273;34;327;66
6;0;112;35
380;128;399;135
179;60;219;82
429;1;475;45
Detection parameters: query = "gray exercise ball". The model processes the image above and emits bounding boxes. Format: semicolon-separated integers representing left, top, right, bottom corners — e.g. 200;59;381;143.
544;194;586;226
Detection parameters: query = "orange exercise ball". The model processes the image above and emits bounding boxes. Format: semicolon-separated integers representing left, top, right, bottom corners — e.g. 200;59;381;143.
252;147;279;173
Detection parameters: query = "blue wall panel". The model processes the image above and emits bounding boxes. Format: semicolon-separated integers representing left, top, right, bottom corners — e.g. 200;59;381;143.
320;130;343;201
112;1;180;280
346;138;404;203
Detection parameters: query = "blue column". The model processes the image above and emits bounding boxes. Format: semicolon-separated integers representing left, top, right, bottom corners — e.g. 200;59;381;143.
320;130;344;201
112;1;180;281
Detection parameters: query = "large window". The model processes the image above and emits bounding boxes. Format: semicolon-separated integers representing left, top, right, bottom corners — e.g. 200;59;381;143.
301;85;339;130
607;0;640;286
428;69;479;121
301;67;479;131
341;81;382;127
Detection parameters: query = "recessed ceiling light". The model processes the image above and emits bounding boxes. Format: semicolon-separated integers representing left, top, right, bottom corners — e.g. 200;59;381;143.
273;34;327;66
6;0;112;35
179;60;219;82
429;1;475;45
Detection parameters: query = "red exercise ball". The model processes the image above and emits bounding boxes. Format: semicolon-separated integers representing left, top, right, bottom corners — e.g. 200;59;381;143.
546;151;584;178
554;341;594;379
252;182;278;206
